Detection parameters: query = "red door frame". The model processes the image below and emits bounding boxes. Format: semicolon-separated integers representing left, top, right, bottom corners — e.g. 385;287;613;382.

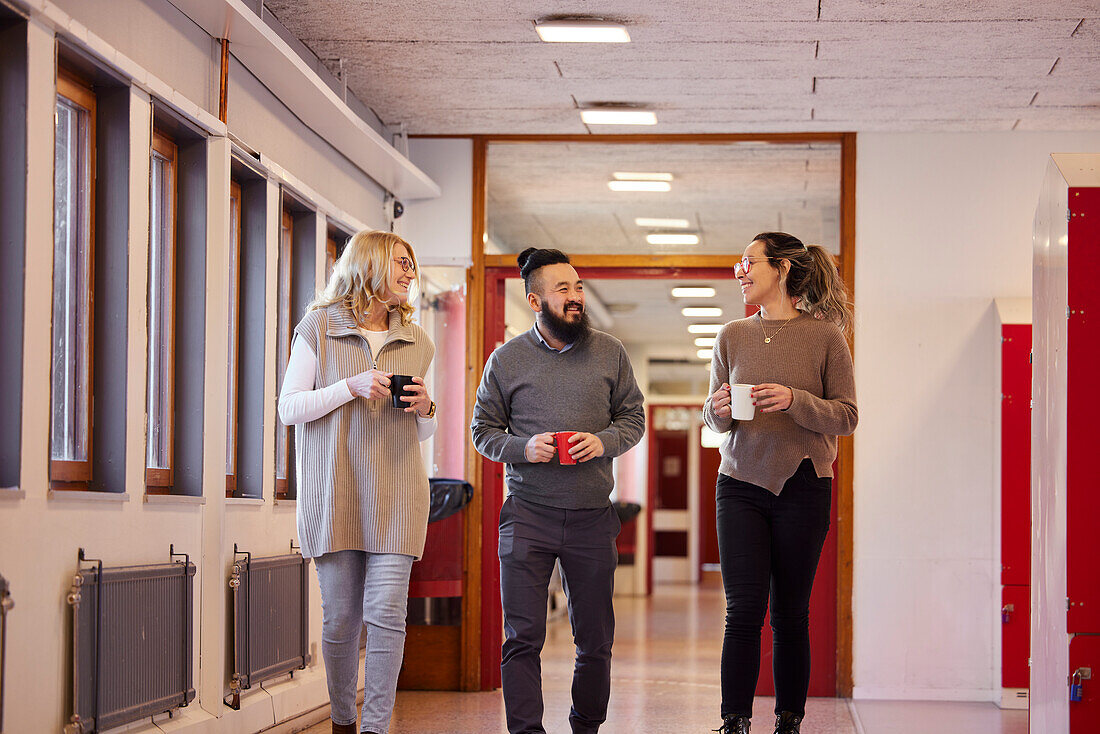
480;265;748;689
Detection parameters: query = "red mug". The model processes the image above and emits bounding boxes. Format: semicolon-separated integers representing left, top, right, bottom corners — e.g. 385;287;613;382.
554;431;578;465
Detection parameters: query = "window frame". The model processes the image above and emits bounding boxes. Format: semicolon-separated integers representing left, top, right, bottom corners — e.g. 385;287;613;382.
225;180;242;496
275;206;293;499
325;232;338;283
144;127;179;493
49;68;97;490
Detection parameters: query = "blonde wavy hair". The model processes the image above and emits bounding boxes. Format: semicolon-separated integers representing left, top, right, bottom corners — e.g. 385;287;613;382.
307;230;420;327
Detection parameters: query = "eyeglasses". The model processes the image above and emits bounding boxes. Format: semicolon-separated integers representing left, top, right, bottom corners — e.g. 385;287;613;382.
393;256;415;273
734;257;771;277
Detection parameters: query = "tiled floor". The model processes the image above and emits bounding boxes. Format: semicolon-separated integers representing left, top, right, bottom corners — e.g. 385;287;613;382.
850;699;1027;734
304;581;1027;733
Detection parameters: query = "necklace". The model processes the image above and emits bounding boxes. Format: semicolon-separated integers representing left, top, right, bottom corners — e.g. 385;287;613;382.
758;313;795;344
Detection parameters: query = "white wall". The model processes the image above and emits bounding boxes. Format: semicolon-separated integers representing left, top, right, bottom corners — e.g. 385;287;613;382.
403;137;473;266
853;131;1100;701
0;2;425;731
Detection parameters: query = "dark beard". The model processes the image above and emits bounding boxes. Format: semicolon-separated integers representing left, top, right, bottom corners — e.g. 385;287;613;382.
540;303;590;344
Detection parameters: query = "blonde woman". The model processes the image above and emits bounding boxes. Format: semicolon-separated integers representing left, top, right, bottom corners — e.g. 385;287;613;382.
278;230;436;734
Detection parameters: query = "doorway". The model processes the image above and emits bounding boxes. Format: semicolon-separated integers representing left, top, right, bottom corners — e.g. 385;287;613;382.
463;134;856;695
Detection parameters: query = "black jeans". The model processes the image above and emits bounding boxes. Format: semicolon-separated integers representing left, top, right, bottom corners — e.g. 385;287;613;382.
716;459;831;718
498;495;621;734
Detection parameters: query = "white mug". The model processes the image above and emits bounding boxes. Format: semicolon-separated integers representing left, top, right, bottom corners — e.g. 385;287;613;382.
730;384;755;421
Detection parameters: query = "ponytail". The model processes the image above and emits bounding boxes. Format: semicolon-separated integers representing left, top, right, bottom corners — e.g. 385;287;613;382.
752;231;853;335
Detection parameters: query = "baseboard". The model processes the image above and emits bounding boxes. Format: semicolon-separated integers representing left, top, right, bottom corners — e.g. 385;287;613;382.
852;686;998;702
999;688;1029;709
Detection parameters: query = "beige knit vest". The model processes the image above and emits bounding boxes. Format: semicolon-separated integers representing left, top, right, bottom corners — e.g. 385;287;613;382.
292;303;436;559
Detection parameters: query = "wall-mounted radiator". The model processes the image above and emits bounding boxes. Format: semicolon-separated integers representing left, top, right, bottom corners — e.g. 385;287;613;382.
1;573;11;734
226;550;311;709
65;550;196;734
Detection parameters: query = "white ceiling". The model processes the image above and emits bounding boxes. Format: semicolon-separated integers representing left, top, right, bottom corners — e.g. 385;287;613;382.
263;0;1100;134
487;141;840;254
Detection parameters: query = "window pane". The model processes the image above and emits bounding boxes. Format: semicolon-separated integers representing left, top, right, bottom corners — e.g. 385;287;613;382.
226;189;240;476
146;151;174;469
51;97;91;462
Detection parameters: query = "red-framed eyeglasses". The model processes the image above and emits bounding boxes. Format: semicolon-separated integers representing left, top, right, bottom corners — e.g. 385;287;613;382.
734;257;771;277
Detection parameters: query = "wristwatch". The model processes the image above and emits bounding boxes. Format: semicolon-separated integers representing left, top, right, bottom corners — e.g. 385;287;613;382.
424;401;436;419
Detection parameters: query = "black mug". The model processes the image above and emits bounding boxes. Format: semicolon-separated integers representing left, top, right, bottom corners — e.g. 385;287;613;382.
389;374;417;409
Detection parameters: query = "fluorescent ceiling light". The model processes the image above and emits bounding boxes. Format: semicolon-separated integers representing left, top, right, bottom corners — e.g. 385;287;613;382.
697;349;713;360
672;287;716;298
535;20;630;43
615;172;673;182
688;324;723;334
682;307;723;317
608;180;670;192
648;234;699;245
694;337;716;348
582;109;657;125
636;217;690;228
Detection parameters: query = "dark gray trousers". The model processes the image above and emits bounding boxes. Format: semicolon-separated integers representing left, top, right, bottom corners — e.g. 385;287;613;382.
498;495;621;734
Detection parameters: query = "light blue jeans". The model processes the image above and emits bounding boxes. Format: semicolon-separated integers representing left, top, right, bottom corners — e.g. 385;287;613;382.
314;550;414;733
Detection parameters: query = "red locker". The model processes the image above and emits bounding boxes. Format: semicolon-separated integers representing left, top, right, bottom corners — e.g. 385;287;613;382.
1000;323;1031;589
1070;634;1100;732
1066;187;1100;635
1002;585;1030;690
1000;320;1031;703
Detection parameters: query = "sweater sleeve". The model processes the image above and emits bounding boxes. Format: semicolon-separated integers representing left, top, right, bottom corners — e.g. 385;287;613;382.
593;343;646;458
785;330;858;436
703;327;735;433
278;336;355;425
470;351;529;464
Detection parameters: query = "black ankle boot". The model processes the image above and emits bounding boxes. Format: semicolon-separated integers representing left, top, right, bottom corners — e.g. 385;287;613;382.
714;715;751;734
773;711;802;734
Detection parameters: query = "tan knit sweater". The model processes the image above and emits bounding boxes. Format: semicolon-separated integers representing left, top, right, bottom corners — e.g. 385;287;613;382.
702;313;857;494
292;304;435;559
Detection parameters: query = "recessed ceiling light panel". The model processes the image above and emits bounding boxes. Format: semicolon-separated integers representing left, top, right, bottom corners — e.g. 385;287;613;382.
648;233;699;245
694;337;716;347
535;20;630;43
682;306;723;317
688;324;723;334
697;349;713;360
581;109;657;125
672;287;716;298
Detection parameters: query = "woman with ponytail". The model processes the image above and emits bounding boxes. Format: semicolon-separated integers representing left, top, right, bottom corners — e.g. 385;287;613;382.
703;232;857;734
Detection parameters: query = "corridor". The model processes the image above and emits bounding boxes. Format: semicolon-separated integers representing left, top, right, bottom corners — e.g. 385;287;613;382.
306;582;1027;733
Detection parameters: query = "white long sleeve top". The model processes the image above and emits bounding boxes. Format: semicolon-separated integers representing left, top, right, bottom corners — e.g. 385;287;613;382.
279;331;437;441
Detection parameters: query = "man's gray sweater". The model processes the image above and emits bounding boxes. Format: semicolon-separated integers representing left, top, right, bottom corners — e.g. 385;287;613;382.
470;326;646;509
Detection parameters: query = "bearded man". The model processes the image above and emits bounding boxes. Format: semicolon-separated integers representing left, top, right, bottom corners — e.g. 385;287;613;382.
470;247;645;734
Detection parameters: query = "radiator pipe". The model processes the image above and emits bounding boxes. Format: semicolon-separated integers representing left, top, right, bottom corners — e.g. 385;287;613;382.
78;549;103;733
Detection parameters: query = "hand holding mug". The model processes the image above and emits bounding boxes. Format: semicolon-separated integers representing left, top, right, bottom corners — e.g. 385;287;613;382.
710;383;732;418
752;383;793;413
524;433;556;463
567;432;604;463
347;369;392;400
399;376;433;416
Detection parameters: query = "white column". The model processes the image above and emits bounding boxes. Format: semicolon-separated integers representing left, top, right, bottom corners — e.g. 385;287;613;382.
197;134;232;716
19;18;55;499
